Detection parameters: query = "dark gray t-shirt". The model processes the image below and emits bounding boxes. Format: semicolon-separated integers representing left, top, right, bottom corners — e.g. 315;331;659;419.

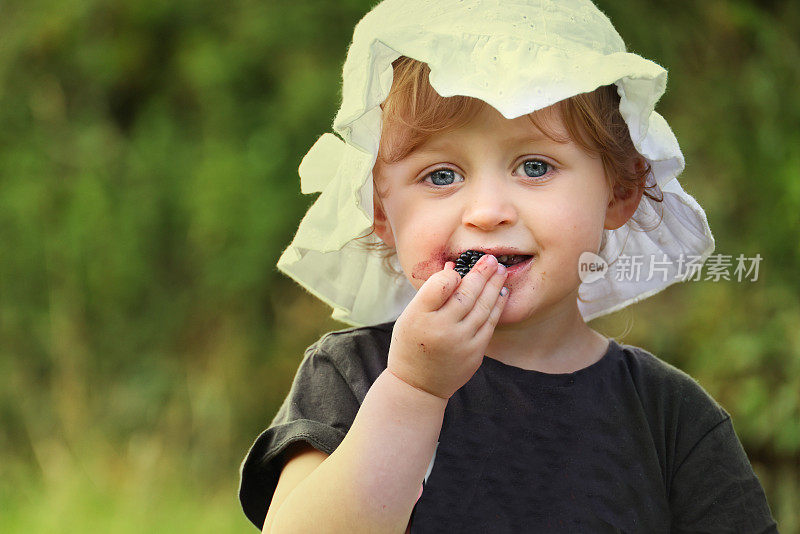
239;323;778;533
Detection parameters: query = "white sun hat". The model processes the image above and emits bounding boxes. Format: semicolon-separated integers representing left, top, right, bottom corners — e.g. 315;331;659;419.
277;0;715;326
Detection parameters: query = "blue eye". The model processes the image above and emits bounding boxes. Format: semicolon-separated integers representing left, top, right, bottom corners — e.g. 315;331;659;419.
425;168;463;186
519;160;550;178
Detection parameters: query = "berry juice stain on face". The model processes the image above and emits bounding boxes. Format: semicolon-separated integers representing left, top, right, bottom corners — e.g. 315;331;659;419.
410;249;450;280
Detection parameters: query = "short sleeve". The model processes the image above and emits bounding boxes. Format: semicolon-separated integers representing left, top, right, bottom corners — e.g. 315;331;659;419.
669;416;778;533
238;341;362;530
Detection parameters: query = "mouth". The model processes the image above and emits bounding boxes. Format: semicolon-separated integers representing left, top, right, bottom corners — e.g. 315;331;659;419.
451;249;535;273
495;254;532;268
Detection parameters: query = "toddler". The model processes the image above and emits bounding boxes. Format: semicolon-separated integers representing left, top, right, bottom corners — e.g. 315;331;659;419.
239;0;778;532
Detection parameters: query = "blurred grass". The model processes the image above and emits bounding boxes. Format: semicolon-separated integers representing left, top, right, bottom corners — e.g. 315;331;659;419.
0;0;798;531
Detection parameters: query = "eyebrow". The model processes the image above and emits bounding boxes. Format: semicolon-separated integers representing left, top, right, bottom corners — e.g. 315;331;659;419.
412;130;562;157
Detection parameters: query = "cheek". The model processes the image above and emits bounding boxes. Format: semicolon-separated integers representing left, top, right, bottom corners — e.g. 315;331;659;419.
390;204;455;261
538;199;603;245
409;247;450;282
571;209;607;246
534;198;607;280
395;226;452;286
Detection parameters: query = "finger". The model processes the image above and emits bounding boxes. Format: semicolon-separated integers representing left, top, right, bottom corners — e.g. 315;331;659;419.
441;254;502;320
412;266;462;312
474;285;509;341
461;264;508;330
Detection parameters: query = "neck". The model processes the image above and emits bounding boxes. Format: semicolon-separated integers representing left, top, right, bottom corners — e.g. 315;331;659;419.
485;292;609;373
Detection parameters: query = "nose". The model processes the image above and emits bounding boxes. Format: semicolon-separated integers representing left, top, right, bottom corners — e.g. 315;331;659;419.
461;177;518;231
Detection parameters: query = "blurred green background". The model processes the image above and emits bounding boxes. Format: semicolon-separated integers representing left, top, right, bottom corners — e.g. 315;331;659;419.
0;0;798;531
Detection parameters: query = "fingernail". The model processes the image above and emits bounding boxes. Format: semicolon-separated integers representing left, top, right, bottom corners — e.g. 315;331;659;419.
497;263;506;275
500;287;509;297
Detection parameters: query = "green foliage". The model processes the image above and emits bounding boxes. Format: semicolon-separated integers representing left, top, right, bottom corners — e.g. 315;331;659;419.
0;0;797;531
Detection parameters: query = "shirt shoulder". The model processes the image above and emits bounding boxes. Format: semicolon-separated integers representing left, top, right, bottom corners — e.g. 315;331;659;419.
308;321;394;402
313;321;394;356
612;342;732;478
616;341;728;420
238;322;394;529
615;345;780;531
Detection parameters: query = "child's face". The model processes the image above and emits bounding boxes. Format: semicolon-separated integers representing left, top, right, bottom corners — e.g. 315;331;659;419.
372;103;621;325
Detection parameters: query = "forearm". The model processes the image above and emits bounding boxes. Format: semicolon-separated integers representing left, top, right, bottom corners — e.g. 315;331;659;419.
269;368;447;533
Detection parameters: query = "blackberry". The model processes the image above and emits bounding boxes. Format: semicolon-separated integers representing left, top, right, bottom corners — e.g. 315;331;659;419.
454;250;485;277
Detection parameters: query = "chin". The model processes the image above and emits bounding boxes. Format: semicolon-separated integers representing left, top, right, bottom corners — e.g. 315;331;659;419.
496;302;537;326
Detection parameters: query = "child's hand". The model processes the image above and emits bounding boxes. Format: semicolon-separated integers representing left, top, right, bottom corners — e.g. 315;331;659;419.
387;254;509;400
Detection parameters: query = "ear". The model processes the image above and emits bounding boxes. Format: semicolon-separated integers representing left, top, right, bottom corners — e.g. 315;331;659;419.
604;159;646;230
372;188;395;247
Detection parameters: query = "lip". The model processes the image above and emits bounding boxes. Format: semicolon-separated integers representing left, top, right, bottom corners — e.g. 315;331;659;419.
504;254;535;276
